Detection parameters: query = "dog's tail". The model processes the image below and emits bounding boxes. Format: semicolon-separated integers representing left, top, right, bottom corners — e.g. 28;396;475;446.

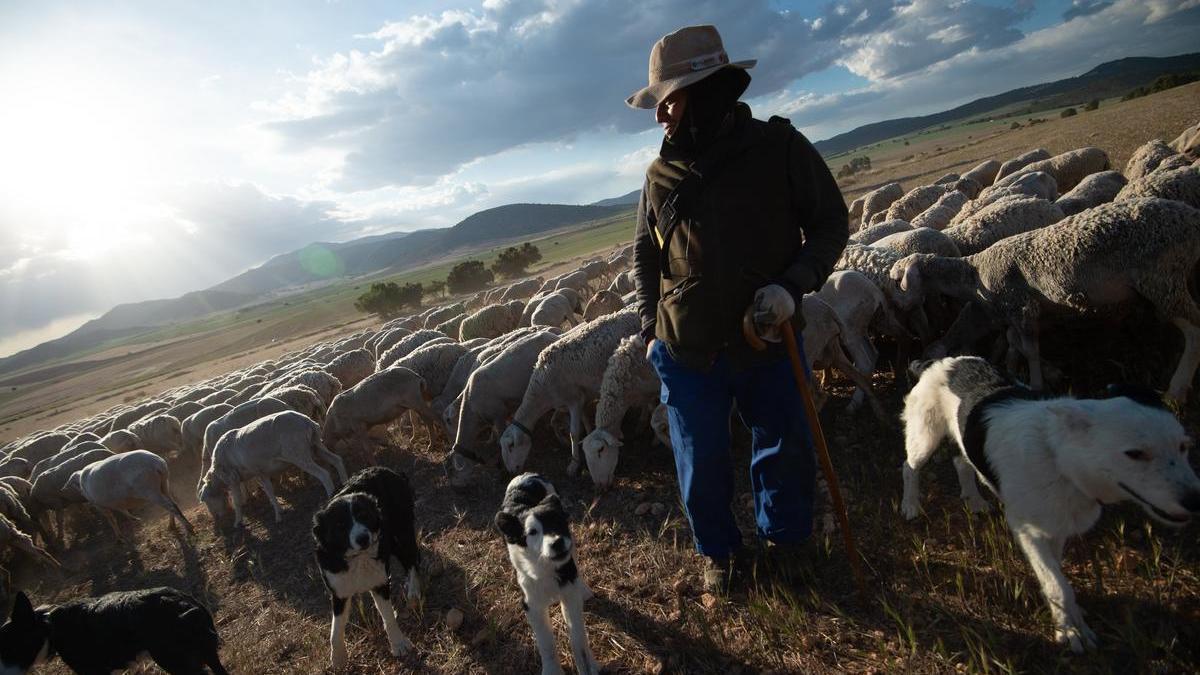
908;358;939;382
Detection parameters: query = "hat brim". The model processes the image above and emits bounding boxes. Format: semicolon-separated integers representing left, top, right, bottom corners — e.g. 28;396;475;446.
625;59;756;110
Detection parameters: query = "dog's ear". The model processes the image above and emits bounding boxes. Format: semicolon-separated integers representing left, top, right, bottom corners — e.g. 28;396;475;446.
1047;402;1092;438
494;511;525;545
10;591;34;624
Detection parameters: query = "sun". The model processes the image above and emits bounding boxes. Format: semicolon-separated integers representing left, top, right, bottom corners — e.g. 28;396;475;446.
0;61;158;259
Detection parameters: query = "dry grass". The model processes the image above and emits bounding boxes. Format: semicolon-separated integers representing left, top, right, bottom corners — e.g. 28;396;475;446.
2;81;1200;675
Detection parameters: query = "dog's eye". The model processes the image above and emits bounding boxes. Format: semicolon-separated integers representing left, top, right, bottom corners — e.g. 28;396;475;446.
527;529;539;537
1125;449;1149;462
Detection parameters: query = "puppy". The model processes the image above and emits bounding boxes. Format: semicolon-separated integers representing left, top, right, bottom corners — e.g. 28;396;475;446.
312;467;422;670
495;473;599;675
0;587;227;674
901;356;1200;652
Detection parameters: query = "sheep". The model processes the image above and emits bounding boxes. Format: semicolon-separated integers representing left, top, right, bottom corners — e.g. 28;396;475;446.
554;270;592;295
795;295;888;421
886;185;951;223
1054;170;1127;217
1154;153;1193;174
434;313;467;337
196;389;237;407
459;303;522;341
370;327;413;357
165;400;204;424
322;366;439;458
8;432;72;467
873;227;962;258
580;259;613;283
910;191;969;230
181;403;233;460
1173;121;1200;159
531;292;580;329
29;440;108;482
436;328;550;427
258;385;326;423
950;172;1060;227
860;182;905;227
1125;139;1179;181
986;169;1060;201
582;290;625;321
378;330;451;370
0;480;45;552
0;513;58;568
995;148;1051;181
395;341;468;401
817;269;911;410
500;278;544;302
279;370;343;409
933;172;959;185
324;348;376;390
67;450;192;536
580;335;663;489
890;198;1200;403
608;270;635;295
174;386;218;405
449;329;561;463
1006;146;1110;193
850;219;913;246
1115;166;1200;210
201;397;294;479
942;197;1065;256
29;448;114;547
0;457;30;480
423;302;466;328
199;411;346;529
500;308;640;476
847;196;865;230
834;243;934;343
962;159;1002;188
126;414;184;456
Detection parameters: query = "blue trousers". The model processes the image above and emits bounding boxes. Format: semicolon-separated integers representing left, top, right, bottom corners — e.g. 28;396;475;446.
648;340;817;560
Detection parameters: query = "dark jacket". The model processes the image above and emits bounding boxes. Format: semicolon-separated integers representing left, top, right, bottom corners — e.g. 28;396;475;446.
633;104;848;368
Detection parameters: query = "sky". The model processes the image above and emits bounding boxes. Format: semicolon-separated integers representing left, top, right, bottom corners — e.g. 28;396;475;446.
1;0;1199;357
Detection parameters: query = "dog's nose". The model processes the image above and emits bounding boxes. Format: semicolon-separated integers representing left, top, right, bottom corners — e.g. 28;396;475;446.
550;538;569;554
1182;490;1200;514
355;532;371;549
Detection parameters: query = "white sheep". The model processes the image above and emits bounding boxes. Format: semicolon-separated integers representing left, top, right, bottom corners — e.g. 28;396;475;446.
531;292;580;329
850;219;913;246
322;366;439;458
859;182;905;228
554;270;592;295
962;159;1002;188
582;290;625;321
910;191;969;230
886;185;951;223
434;313;467;337
1005;146;1110;193
423;302;466;328
67;450;192;536
817;270;909;411
165;400;204;424
500;278;544;302
580;335;663;489
1173;121;1200;159
126;414;184;456
995;148;1051;181
1125;139;1179;181
180;403;233;460
890;198;1200;403
0;513;58;568
500;308;640;476
29;447;113;547
378;330;451;370
459;303;522;341
873;227;961;258
258;385;326;423
199;411;346;529
942;196;1065;256
1153;153;1193;174
451;329;561;467
201;397;294;480
607;270;635;295
324;349;376;390
1054;170;1127;217
797;295;888;421
279;369;343;409
369;327;414;357
8;432;72;468
1115;165;1200;209
847;195;865;231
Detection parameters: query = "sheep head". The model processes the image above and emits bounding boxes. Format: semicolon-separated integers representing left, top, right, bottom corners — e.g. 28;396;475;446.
582;429;622;490
499;424;532;474
889;254;930;309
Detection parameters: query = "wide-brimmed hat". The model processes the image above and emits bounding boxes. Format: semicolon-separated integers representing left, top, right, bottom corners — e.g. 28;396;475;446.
626;25;756;110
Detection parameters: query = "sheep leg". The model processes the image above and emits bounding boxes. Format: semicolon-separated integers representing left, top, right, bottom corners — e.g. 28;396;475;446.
1015;325;1043;390
1167;317;1200;405
830;339;889;424
257;477;283;523
567;403;585;476
97;507;124;540
313;440;348;484
154;493;193;535
845;335;878;413
357;433;377;466
230;486;246;529
292;458;336;498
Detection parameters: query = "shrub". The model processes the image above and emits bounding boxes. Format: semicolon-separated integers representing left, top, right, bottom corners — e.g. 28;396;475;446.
1010;122;1021;130
1060;107;1077;118
1084;98;1099;111
354;281;423;319
491;243;543;279
447;260;495;294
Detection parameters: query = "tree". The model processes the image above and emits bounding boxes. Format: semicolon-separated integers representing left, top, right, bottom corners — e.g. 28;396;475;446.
491;242;543;279
447;260;494;294
1084;98;1099;111
1060;107;1077;118
426;280;446;299
354;281;423;319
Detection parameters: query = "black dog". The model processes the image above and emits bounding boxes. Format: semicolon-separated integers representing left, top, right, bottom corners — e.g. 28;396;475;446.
312;467;423;669
0;587;227;674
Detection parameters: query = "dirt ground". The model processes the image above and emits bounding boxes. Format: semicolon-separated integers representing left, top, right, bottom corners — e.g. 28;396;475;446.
1;83;1199;674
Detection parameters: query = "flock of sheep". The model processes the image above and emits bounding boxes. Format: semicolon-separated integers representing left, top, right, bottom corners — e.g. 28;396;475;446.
0;118;1197;655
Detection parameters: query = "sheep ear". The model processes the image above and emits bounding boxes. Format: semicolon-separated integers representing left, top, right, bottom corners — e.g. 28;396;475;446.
494;512;525;545
10;591;34;624
899;263;920;292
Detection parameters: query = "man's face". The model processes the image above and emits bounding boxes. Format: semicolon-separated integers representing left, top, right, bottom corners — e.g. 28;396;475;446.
656;89;688;138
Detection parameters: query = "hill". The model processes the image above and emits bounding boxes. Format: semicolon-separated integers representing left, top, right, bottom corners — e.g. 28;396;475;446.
814;52;1200;156
590;189;641;207
0;202;629;376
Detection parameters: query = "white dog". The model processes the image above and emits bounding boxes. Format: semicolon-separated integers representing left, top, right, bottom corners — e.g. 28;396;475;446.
901;356;1200;652
494;473;599;675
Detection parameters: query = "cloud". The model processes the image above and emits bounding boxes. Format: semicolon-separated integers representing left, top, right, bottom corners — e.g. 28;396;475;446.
1063;0;1114;20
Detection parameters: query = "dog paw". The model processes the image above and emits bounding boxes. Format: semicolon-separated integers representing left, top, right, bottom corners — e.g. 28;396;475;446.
1056;621;1097;653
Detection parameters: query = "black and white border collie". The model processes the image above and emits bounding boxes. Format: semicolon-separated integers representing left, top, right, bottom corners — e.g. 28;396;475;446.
495;473;599;675
901;356;1200;652
312;467;422;670
0;587;227;674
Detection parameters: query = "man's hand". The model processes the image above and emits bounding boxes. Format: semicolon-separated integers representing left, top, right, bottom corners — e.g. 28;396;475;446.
752;284;796;343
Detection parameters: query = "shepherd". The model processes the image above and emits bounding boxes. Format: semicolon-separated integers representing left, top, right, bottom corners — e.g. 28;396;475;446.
627;25;849;593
